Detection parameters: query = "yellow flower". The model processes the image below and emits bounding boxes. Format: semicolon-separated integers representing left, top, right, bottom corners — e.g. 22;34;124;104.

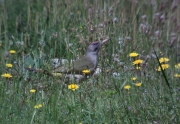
68;84;79;91
34;104;42;109
28;65;32;68
136;66;141;70
159;57;169;63
52;72;62;77
6;63;13;68
174;74;180;77
157;64;169;71
30;89;36;93
82;69;90;74
124;85;131;90
175;63;180;68
34;105;38;109
1;73;12;78
129;52;138;57
38;104;42;108
9;50;16;54
135;82;142;87
133;59;143;65
131;77;136;81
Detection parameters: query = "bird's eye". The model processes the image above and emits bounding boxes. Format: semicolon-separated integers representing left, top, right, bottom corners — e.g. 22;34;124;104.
94;47;98;51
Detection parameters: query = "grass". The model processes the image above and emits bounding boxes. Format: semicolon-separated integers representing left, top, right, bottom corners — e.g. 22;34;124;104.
0;0;180;123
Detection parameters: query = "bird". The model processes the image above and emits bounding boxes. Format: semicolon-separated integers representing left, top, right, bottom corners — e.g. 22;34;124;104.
27;38;109;83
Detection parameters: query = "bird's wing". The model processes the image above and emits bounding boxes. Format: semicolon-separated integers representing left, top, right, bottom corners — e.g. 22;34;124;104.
72;57;94;71
51;56;94;74
51;65;69;73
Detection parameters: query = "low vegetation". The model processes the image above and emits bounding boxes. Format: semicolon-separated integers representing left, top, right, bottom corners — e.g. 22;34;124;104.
0;0;180;123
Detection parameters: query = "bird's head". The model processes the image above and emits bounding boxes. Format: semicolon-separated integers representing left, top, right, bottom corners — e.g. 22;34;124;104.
86;42;101;54
86;38;109;55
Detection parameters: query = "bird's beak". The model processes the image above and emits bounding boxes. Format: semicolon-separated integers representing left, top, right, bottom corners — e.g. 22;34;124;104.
101;38;110;45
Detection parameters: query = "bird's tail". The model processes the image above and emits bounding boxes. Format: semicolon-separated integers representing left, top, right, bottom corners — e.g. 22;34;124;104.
26;67;63;77
25;67;53;76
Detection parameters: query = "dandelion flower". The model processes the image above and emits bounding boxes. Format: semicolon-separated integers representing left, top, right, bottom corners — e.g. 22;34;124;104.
38;104;42;108
6;63;13;68
30;89;36;93
124;85;131;90
52;72;62;77
175;63;180;68
68;84;79;91
159;57;169;63
82;69;90;74
129;52;138;57
133;59;143;65
136;66;141;70
28;65;32;68
34;105;39;109
34;104;42;109
174;74;180;77
9;50;16;54
157;64;169;71
135;82;142;87
131;77;136;81
1;73;12;78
